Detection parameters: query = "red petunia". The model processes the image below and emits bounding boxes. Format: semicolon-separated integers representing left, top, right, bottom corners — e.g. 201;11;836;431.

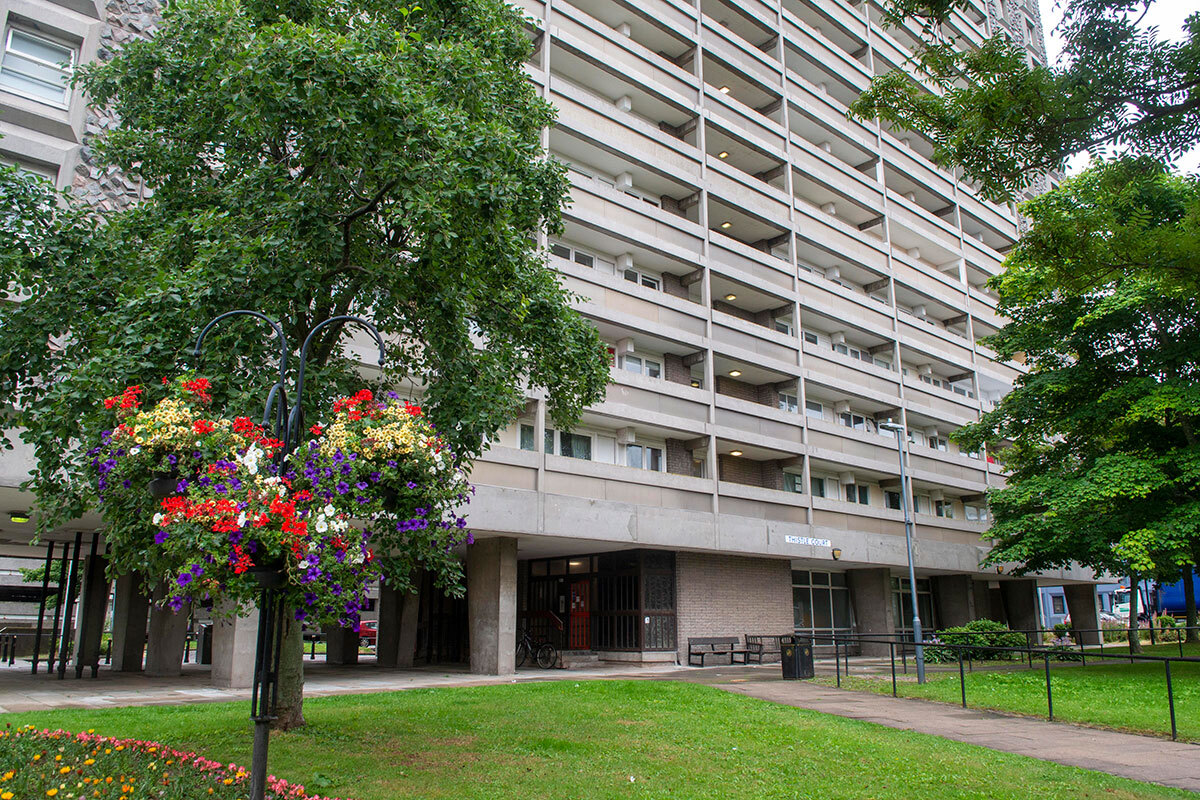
193;419;215;434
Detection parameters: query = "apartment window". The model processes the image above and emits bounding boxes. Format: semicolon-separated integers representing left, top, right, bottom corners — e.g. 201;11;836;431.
774;319;794;336
844;484;869;505
622;267;661;291
778;392;798;413
885;490;901;510
626;443;663;472
802;330;820;346
934;500;953;518
913;494;928;514
793;570;854;638
965;504;989;521
965;448;981;460
692;458;707;478
929;436;949;451
839;412;867;431
804;400;824;420
548;241;596;268
1;28;75;107
622;354;662;379
519;423;535;451
543;428;592;460
810;476;826;498
783;472;803;493
1051;595;1066;615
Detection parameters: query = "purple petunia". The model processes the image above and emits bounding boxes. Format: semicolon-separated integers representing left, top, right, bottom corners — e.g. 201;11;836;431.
155;530;170;544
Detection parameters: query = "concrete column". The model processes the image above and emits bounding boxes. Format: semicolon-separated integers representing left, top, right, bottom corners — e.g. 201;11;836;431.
110;573;149;672
145;586;190;677
999;579;1040;644
73;556;111;677
325;627;359;666
211;603;259;688
972;580;994;621
467;536;517;675
1064;583;1102;645
847;568;895;656
376;583;402;668
397;586;421;668
931;574;975;629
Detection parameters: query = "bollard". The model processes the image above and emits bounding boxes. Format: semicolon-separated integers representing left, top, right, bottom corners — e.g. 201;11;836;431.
1165;661;1178;741
890;641;897;698
1044;654;1053;722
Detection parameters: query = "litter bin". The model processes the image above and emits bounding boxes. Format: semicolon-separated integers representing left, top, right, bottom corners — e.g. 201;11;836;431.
780;635;814;680
198;624;214;666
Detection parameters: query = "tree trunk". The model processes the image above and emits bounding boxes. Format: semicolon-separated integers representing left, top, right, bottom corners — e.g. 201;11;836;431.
1127;572;1143;654
1184;563;1199;645
271;611;306;730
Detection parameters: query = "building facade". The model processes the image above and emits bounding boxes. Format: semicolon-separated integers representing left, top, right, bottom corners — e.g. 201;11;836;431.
0;0;1105;680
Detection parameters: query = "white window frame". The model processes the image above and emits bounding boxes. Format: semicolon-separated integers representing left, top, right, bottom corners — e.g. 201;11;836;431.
548;240;598;269
622;266;661;291
625;442;664;472
804;400;824;420
1;27;76;109
542;427;593;460
778;392;798;413
620;352;662;379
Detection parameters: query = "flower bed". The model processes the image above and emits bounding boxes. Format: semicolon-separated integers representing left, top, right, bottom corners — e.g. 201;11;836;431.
0;724;347;799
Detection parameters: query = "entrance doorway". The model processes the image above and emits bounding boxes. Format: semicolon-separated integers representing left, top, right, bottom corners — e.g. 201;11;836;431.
569;579;590;650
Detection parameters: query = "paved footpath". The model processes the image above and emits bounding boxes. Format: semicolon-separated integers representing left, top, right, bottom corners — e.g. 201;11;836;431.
1;660;1197;793
669;666;1200;793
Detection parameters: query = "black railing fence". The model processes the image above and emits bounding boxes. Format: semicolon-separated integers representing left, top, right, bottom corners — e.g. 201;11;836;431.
806;627;1199;741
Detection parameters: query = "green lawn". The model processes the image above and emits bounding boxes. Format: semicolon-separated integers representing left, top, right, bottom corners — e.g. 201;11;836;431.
1089;641;1200;658
1;680;1193;799
830;658;1200;741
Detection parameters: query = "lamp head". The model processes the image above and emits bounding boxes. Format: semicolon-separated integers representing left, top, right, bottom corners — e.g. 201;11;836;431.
878;420;904;434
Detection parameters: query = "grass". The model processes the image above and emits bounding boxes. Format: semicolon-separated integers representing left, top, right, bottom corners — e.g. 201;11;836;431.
830;657;1200;741
1;680;1194;799
1090;641;1200;658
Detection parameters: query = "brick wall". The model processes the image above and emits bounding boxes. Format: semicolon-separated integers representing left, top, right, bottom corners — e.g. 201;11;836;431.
717;454;763;487
663;353;692;385
755;383;780;408
665;439;695;476
675;552;793;663
712;300;755;323
715;376;758;403
661;272;689;300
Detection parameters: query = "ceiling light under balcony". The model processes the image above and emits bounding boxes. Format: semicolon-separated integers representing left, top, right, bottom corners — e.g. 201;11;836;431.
724;293;737;301
718;151;729;159
730;450;743;457
728;370;742;377
8;512;30;524
718;85;731;94
720;221;732;229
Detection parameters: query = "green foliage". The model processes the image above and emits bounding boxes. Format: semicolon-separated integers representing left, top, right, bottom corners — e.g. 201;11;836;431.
0;0;608;548
954;160;1200;579
852;1;1200;200
1155;615;1183;642
924;619;1028;662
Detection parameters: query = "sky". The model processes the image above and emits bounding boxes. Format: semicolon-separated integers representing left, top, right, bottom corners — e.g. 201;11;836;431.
1038;0;1199;174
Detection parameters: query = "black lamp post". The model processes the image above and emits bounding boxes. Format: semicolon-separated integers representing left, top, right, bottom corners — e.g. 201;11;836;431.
192;310;385;800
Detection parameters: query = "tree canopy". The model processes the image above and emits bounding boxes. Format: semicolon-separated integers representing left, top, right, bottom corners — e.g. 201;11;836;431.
852;1;1200;201
955;160;1200;588
0;0;608;542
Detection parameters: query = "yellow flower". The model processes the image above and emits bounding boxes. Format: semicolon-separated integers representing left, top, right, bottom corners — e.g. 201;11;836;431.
2;770;13;780
84;759;95;765
54;755;62;762
32;754;42;761
2;790;14;799
46;790;58;797
59;766;71;774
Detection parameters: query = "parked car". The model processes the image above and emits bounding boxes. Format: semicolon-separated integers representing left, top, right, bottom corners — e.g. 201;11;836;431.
358;620;378;649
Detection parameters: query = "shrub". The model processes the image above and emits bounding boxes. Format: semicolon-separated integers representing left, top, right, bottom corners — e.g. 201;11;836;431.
924;619;1028;663
0;724;346;799
1101;620;1127;643
1154;615;1182;643
1053;622;1069;638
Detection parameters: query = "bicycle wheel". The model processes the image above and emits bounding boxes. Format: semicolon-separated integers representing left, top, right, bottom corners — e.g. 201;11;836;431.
516;640;529;668
536;642;557;669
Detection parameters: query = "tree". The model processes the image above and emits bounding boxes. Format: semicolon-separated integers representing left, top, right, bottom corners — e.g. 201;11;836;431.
0;0;608;726
955;160;1200;652
852;1;1200;201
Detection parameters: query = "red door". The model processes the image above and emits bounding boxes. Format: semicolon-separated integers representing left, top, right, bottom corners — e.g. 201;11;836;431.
569;579;591;650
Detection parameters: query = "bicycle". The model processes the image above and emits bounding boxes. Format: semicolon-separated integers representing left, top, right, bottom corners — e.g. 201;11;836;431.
516;627;558;669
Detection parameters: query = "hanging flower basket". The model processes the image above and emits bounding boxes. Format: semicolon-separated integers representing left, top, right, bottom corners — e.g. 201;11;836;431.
90;378;472;631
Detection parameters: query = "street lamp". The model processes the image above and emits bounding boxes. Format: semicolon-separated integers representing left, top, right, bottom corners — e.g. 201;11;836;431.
193;310;386;800
878;419;926;684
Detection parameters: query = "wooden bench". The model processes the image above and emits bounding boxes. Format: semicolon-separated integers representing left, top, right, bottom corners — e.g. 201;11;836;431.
687;636;754;666
744;634;794;663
